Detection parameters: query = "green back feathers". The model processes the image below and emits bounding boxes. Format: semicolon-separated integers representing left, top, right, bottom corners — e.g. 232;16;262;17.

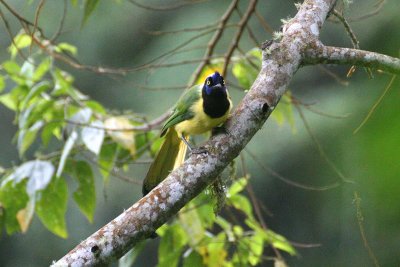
161;85;201;136
143;86;201;195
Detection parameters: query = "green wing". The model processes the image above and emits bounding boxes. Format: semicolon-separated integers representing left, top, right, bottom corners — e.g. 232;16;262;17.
161;85;201;136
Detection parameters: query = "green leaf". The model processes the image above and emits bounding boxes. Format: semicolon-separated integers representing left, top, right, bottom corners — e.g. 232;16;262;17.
20;60;35;83
158;223;188;267
86;100;106;114
193;192;215;229
52;68;75;96
0;179;29;234
0;93;17;110
98;141;118;183
264;229;296;256
215;216;234;241
17;120;44;156
0;76;5;93
232;48;261;90
82;0;100;26
0;85;29;110
25;98;56;127
16;198;35;233
55;42;78;56
228;194;254;219
227;177;248;196
119;242;146;267
81;120;105;155
71;161;96;222
0;202;4;236
18;103;35;129
183;250;204;267
247;234;264;265
33;58;51;81
104;116;135;156
36;177;68;238
270;92;296;132
135;131;155;159
179;203;205;247
200;232;227;267
2;60;26;85
56;108;93;176
56;130;78;177
245;219;296;256
8;33;32;58
2;160;55;196
41;120;62;146
2;60;21;74
68;107;92;128
20;81;51;110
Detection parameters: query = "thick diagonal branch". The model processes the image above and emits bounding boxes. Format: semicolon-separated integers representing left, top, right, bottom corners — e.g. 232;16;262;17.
53;0;338;265
304;44;400;75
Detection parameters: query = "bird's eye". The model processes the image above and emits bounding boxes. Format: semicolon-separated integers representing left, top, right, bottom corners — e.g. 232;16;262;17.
221;78;225;85
206;80;211;86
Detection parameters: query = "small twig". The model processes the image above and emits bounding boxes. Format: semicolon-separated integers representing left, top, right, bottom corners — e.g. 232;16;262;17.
0;0;43;33
245;149;341;191
348;0;385;22
317;65;349;86
255;10;273;34
237;46;260;71
303;45;400;75
50;0;68;42
291;95;350;119
222;0;258;76
353;75;396;134
294;103;353;184
189;0;239;86
32;32;225;74
0;7;30;62
137;27;219;71
128;0;207;11
30;0;46;54
332;9;359;48
83;154;142;185
288;240;321;248
147;23;234;36
134;84;187;91
332;9;373;78
353;192;380;267
235;6;260;47
245;182;284;260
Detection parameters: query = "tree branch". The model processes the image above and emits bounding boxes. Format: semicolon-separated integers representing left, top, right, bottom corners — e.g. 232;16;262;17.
189;0;239;85
304;44;400;75
53;0;366;265
222;0;258;76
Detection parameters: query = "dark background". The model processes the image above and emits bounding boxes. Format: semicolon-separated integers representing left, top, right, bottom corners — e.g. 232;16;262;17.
0;0;399;266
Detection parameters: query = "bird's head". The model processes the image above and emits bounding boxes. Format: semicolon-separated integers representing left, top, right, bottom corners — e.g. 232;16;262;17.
203;71;226;95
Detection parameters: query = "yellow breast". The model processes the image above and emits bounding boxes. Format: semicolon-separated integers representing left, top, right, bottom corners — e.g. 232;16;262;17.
174;97;231;136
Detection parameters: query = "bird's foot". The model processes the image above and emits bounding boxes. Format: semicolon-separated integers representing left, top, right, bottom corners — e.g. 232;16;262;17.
212;126;228;136
190;146;208;155
212;126;232;139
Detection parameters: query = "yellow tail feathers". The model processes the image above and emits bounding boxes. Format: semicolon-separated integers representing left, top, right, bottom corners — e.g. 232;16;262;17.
142;128;187;195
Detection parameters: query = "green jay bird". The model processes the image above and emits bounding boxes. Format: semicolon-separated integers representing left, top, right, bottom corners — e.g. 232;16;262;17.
142;71;232;195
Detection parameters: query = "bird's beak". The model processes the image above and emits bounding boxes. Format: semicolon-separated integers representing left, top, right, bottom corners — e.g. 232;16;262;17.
213;83;223;88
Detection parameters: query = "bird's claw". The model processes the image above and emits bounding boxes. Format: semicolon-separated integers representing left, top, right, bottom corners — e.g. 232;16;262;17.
190;146;208;155
212;126;229;136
